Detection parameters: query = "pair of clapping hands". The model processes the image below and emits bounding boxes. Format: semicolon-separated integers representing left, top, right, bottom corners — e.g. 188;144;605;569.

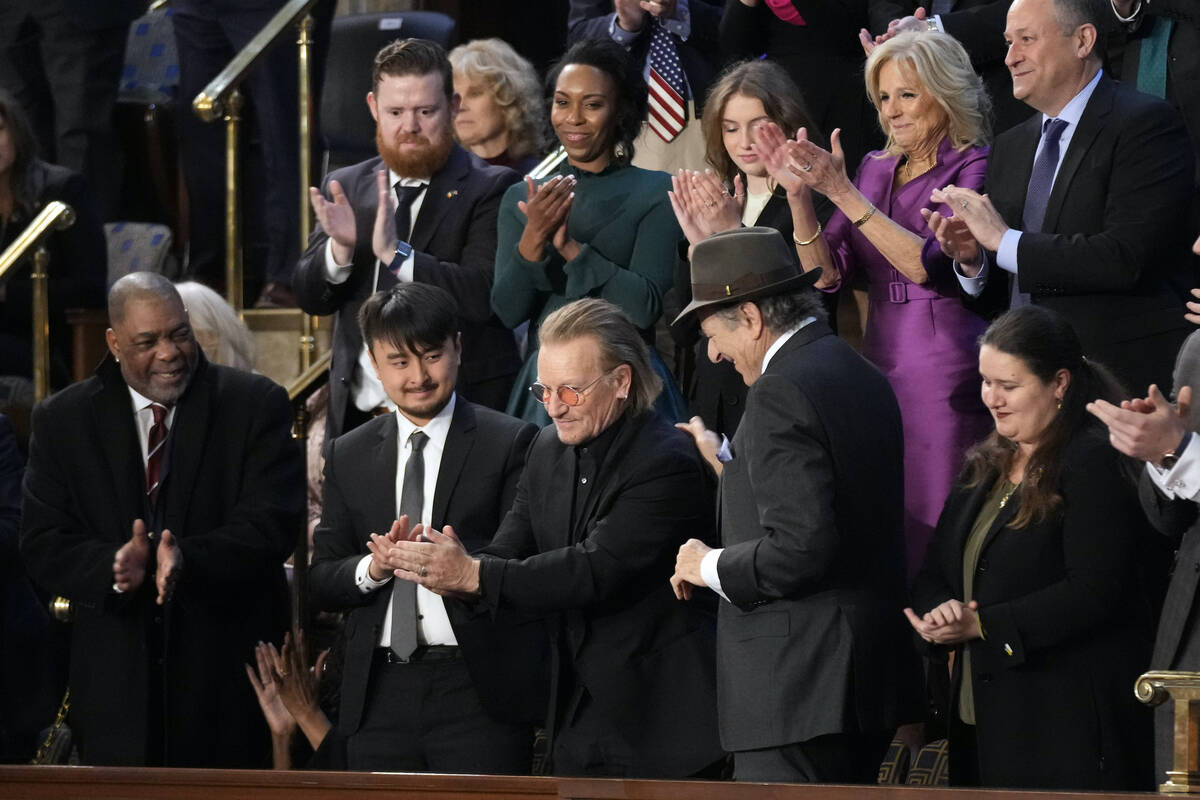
365;514;479;597
245;631;331;754
667;122;852;247
113;518;181;605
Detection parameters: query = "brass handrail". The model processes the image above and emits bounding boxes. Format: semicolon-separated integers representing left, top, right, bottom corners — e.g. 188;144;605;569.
192;0;319;124
286;349;330;405
0;201;76;402
1136;670;1200;792
191;0;319;316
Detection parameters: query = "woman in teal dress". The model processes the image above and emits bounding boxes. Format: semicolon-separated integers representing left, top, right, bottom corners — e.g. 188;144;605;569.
491;38;687;425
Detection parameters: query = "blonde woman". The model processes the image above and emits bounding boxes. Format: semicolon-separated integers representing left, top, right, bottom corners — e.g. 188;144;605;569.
449;38;546;173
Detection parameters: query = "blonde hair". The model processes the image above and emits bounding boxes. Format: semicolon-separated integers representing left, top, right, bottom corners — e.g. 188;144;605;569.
865;31;991;158
539;299;662;416
449;38;547;161
175;281;256;372
702;60;822;185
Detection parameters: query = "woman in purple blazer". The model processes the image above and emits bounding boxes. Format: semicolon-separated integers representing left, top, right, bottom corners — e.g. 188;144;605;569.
764;31;994;576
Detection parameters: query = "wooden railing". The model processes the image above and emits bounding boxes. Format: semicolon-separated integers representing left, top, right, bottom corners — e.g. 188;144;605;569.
0;766;1166;800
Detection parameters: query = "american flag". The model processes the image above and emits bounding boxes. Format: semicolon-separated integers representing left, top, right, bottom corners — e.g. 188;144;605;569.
647;20;687;142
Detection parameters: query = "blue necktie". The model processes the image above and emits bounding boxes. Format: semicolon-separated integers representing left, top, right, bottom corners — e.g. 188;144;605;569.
1011;118;1067;307
1022;118;1068;234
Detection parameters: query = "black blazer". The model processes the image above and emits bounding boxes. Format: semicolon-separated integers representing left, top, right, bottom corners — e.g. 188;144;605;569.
984;74;1193;393
477;410;723;778
19;355;303;767
715;321;921;751
912;430;1159;790
309;399;546;732
294;147;522;441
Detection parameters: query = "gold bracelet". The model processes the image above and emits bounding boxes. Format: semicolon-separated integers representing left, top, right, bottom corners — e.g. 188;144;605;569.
852;204;876;227
792;222;823;247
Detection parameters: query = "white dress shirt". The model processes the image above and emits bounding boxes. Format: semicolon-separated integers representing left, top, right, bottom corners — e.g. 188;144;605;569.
323;169;429;411
700;318;814;601
1147;434;1200;502
956;70;1104;297
127;386;176;469
353;393;458;647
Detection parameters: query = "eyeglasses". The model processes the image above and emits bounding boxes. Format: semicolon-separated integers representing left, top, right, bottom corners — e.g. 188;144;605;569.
529;368;615;407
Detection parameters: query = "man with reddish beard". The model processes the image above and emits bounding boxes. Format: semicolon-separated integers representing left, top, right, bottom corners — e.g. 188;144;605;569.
295;38;522;445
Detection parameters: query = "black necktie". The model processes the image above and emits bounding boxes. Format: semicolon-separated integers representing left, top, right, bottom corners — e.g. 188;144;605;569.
389;429;427;660
394;184;425;245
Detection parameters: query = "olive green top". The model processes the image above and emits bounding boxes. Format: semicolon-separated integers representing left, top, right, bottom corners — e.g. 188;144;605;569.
959;477;1016;725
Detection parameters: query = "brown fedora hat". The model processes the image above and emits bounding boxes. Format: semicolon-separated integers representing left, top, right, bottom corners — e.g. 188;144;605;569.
672;226;820;325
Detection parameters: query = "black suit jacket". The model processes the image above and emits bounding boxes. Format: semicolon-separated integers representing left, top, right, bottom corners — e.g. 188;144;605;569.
985;74;1194;393
309;399;546;733
19;355;303;767
932;0;1033;133
567;0;723;114
477;410;722;778
294;147;522;441
913;430;1159;789
715;321;920;751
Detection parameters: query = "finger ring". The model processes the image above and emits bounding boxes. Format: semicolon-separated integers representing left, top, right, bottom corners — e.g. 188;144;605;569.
960;200;968;210
420;566;428;577
801;163;813;172
705;201;714;208
278;670;289;678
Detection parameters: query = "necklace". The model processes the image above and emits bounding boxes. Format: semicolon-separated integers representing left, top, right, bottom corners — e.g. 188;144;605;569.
898;156;935;184
998;480;1019;509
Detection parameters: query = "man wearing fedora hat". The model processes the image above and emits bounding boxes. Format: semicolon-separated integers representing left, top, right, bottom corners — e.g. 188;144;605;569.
670;227;921;783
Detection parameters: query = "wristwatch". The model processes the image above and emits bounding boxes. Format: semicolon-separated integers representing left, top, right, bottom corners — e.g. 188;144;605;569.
1159;432;1192;470
394;240;413;260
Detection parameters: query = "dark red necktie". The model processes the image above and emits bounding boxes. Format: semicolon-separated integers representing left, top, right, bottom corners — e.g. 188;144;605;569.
146;403;168;507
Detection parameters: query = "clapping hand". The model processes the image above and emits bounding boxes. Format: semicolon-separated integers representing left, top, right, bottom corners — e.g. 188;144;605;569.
668;169;743;246
517;175;576;261
751;122;810;197
929;184;1009;254
785;129;854;202
1087;384;1192;464
860;7;929;55
309;179;356;265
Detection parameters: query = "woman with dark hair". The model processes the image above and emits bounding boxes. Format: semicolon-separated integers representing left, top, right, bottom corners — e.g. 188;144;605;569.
0;89;106;383
907;305;1161;790
491;39;686;424
666;59;831;436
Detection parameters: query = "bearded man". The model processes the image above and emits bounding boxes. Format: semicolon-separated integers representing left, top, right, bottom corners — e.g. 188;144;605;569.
295;38;522;443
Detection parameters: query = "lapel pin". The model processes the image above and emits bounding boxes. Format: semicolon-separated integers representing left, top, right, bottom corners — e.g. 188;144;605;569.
446;190;459;199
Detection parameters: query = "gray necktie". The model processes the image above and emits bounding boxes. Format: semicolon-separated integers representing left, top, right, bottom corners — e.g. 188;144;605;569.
389;429;427;660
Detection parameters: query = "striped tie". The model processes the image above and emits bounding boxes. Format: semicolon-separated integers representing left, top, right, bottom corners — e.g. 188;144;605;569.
646;19;687;142
146;403;168;507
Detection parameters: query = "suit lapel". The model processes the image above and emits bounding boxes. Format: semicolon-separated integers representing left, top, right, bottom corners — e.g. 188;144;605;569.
1041;76;1113;234
89;358;145;537
431;399;476;529
1004;115;1043;226
410;146;469;253
161;359;215;533
371;415;400;531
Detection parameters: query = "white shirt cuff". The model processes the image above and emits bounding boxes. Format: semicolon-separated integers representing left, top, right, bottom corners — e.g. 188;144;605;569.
391;251;415;284
931;14;946;32
355;553;391;593
699;548;730;603
324;238;354;284
955;251;989;297
996;229;1021;275
609;13;640;43
1148;436;1200;502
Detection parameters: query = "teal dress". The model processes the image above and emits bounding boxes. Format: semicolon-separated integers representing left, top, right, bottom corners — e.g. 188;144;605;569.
491;160;688;425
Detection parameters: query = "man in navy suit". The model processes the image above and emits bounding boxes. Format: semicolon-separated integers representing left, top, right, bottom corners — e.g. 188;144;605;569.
295;38;520;444
933;0;1194;394
309;282;544;773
